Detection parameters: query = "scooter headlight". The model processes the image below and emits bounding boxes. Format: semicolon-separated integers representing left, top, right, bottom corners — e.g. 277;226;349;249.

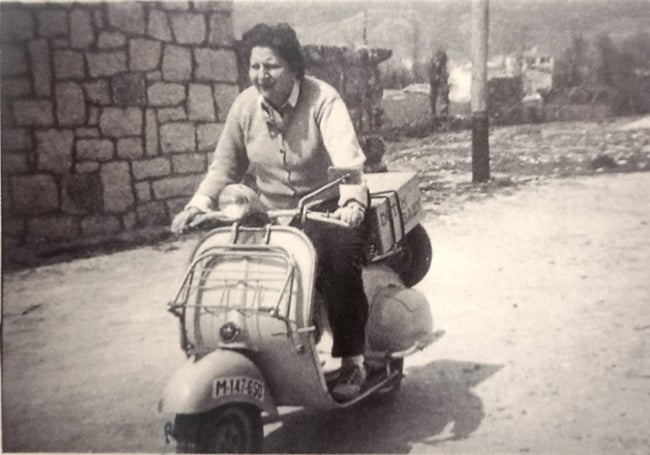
219;322;240;342
218;184;258;220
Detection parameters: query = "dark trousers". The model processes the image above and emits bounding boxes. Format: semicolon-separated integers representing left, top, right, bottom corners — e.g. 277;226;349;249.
302;212;369;358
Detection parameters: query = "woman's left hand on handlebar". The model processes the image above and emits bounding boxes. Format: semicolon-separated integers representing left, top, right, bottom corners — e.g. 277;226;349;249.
333;202;365;228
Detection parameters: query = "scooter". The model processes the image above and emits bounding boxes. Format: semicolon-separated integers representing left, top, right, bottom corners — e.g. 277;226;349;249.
159;170;443;453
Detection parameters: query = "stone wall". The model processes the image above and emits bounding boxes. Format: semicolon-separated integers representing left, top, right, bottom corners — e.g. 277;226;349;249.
1;1;238;246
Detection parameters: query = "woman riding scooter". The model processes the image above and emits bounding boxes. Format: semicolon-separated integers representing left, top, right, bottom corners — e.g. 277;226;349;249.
171;23;369;402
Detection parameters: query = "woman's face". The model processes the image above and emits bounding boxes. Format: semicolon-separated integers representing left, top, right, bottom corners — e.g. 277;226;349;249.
249;46;296;108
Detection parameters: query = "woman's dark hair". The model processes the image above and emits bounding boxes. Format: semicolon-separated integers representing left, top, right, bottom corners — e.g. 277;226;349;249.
241;23;305;79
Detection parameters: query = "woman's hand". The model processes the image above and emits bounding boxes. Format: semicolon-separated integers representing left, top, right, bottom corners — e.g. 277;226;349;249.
333;201;365;228
171;207;202;234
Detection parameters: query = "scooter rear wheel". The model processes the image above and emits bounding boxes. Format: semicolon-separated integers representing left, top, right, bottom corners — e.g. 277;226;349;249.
388;224;432;287
174;404;263;454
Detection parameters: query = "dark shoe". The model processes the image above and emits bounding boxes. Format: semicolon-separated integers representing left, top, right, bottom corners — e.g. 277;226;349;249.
331;364;367;402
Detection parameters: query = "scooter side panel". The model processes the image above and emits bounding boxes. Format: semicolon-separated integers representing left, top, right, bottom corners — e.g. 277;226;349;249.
159;349;277;416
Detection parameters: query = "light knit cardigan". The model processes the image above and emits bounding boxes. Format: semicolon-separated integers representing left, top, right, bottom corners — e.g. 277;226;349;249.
187;76;367;211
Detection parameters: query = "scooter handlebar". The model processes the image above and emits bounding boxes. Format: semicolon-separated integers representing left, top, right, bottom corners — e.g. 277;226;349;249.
186;208;352;231
304;211;352;228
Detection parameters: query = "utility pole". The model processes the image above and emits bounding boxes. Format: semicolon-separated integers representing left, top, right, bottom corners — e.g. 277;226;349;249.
471;0;490;182
363;9;368;46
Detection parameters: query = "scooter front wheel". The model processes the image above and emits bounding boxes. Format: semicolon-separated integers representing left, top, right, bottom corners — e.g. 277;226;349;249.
174;404;263;454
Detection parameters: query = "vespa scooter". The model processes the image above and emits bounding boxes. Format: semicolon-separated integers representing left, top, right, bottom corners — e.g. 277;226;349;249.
159;170;443;453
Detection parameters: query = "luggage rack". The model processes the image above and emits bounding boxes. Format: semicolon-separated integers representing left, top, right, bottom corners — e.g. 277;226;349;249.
168;246;300;354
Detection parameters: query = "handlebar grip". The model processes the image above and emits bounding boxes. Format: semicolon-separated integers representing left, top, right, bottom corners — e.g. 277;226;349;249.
305;212;351;228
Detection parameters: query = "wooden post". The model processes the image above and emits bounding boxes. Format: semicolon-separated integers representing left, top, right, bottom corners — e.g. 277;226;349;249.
471;0;490;182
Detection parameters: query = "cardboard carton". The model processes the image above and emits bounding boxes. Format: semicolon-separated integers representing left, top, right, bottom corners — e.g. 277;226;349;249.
366;172;422;236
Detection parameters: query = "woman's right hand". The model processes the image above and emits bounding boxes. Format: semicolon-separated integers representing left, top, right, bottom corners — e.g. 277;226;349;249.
171;207;202;234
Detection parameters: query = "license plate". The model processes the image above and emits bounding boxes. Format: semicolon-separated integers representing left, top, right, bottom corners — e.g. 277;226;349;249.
212;376;264;401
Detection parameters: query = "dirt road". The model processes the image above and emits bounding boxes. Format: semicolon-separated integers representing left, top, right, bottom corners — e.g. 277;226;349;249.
2;172;649;453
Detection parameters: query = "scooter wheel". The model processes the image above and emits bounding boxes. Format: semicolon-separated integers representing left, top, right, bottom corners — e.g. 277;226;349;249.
174;404;263;454
391;224;432;287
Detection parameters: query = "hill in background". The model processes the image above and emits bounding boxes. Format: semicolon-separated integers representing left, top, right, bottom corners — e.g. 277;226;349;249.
233;0;650;65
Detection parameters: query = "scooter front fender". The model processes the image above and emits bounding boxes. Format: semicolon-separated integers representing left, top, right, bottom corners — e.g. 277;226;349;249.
159;349;278;416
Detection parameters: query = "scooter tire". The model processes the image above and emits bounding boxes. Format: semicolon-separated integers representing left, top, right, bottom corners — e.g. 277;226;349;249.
174;404;263;454
389;224;432;287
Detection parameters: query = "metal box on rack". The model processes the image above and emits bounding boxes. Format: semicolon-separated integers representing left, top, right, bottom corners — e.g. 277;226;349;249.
365;171;422;258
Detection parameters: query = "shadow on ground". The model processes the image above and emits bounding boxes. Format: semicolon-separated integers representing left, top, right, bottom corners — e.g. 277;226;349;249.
263;359;503;453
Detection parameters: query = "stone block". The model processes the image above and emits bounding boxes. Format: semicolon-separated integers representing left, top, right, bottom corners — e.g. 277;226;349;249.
13;100;54;126
70;8;94;49
160;122;196;154
76;161;100;173
75;127;100;138
101;161;134;213
117;137;144;159
27;216;80;242
36;129;73;173
151;174;201;199
87;51;127;77
11;174;59;214
1;44;28;76
145;109;159;156
147;9;172;42
159;2;191;11
111;73;147;106
136;201;168;226
2;217;26;238
76;139;115;161
28;39;52;97
213;83;239;120
98;31;127;49
61;173;103;214
147;70;162;82
197;122;224;152
93;8;105;29
107;2;145;35
158;107;187;123
188;84;216;121
88;106;100;125
194;48;238;82
1;7;35;42
99;107;143;137
1;79;32;98
84;80;111;105
36;8;68;37
129;39;162;71
132;157;171;180
81;215;121;236
122;211;137;230
135;181;152;202
169;12;206;44
208;13;234;46
172;154;207;174
194;1;233;13
53;39;70;48
165;197;188;217
1;128;33;151
148;82;186;106
53;50;85;79
162;45;192;81
2;152;30;174
56;82;86;127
